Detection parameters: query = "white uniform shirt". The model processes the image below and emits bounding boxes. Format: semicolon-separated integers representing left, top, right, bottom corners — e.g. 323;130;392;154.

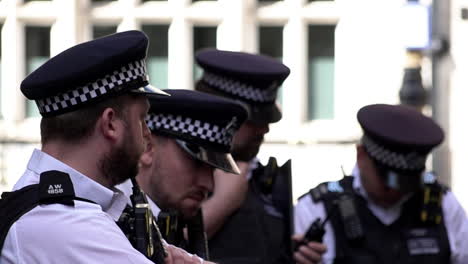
0;149;155;264
294;167;468;264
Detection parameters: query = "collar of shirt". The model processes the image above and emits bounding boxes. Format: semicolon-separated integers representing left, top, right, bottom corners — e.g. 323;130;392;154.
116;178;161;217
245;157;260;181
146;196;161;217
351;165;412;225
15;148;129;221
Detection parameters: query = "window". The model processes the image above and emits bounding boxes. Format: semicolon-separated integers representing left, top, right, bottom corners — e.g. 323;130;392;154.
193;26;217;81
142;25;169;89
93;26;117;39
25;26;50;118
307;25;335;120
259;26;283;105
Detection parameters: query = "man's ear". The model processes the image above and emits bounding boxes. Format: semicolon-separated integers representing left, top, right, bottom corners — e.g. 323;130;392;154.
140;135;155;167
99;108;121;142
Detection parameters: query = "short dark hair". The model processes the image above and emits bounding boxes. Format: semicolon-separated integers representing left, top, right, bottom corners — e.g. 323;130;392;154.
40;94;134;145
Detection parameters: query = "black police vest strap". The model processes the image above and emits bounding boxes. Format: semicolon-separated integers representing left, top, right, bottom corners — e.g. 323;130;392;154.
252;157;278;195
157;208;211;260
421;172;448;225
186;209;210;260
303;176;353;203
157;209;185;246
0;170;96;254
321;176;364;261
253;157;294;264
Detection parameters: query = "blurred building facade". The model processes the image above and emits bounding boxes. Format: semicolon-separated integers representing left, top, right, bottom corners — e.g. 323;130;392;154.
1;0;467;210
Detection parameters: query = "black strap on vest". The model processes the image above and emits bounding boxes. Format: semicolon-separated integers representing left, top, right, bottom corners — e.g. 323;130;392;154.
325;177;365;260
186;209;210;260
156;208;210;260
0;170;96;254
420;172;447;225
157;209;184;246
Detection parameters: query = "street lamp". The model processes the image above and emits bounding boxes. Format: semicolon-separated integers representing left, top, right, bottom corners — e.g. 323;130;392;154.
398;0;431;109
399;66;427;109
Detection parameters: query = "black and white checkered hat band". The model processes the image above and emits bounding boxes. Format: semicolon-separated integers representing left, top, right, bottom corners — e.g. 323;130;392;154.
36;59;148;115
202;71;277;103
146;113;237;148
362;135;427;171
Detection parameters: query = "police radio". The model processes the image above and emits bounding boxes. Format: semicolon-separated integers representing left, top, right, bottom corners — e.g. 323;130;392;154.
294;211;332;250
296;192;364;249
337;194;364;241
300;218;327;245
130;178;155;257
118;178;167;263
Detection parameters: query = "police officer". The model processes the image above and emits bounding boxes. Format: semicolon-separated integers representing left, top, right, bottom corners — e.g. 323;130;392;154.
0;31;210;264
195;49;326;264
295;104;468;264
117;89;247;259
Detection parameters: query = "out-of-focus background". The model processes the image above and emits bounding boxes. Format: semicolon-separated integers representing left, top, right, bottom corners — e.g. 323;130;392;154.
0;0;466;210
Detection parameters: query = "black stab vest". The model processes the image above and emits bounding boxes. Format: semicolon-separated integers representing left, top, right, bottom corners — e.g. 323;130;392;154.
208;169;290;264
313;177;451;264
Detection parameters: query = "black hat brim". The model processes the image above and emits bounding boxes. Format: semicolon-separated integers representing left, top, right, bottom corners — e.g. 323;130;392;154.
129;84;169;97
175;140;240;174
247;102;282;125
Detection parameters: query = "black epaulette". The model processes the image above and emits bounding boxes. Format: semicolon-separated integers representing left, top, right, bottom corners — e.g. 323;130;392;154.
0;171;95;254
299;179;347;203
423;171;449;193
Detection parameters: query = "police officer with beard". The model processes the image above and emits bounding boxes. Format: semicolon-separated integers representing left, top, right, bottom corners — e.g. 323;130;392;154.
117;89;247;260
0;31;213;264
195;49;326;264
295;104;468;264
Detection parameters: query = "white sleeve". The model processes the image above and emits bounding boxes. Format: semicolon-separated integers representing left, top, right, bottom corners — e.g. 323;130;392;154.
294;194;336;263
295;195;326;234
1;204;157;264
442;191;468;264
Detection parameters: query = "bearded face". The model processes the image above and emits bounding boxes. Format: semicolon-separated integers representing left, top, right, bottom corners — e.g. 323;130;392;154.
143;137;214;218
231;121;270;162
100;127;142;186
100;97;150;187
